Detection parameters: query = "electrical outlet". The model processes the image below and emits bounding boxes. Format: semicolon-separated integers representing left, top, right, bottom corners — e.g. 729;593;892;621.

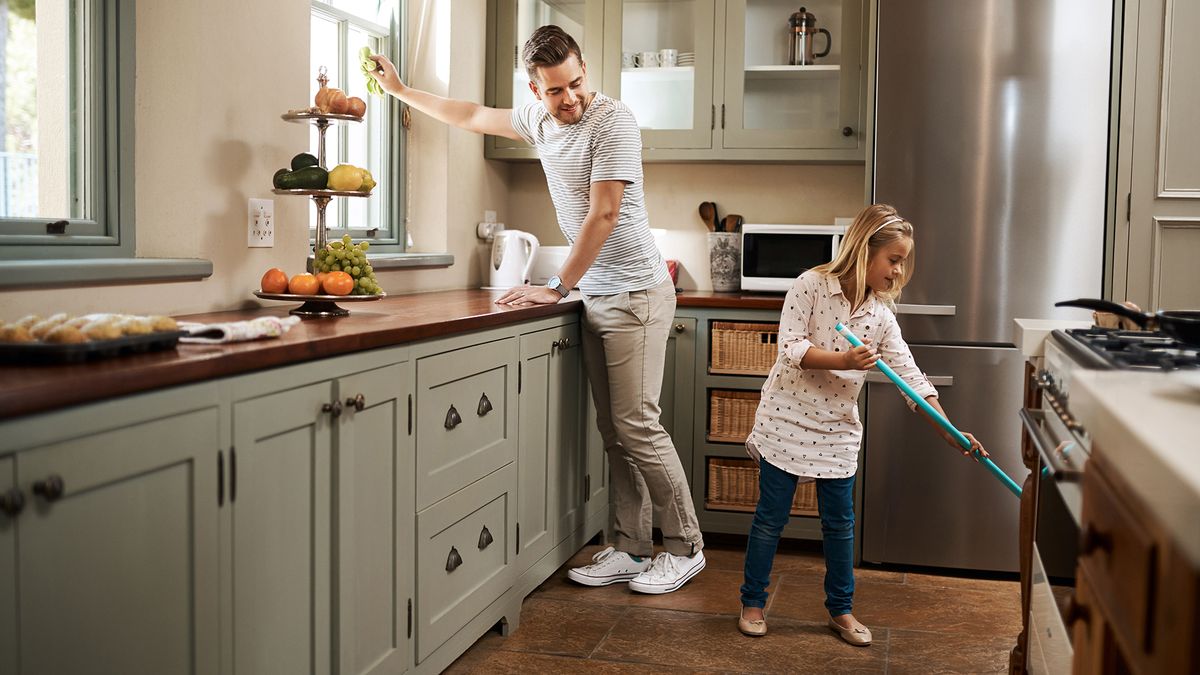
248;198;274;247
483;210;497;223
476;220;505;241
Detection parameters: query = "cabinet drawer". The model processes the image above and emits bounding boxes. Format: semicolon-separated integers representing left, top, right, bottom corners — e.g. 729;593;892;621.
415;464;515;662
1079;464;1158;655
416;338;517;509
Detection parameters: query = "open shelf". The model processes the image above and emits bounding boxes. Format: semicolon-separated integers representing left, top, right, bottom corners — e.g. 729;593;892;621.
744;64;840;80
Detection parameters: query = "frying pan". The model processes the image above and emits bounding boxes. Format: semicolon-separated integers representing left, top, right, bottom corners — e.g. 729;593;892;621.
1054;298;1200;347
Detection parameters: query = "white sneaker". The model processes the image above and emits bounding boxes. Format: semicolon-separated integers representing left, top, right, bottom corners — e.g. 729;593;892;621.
627;550;706;594
566;546;652;587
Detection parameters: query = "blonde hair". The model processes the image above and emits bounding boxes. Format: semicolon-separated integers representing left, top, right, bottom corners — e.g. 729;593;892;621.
811;203;915;311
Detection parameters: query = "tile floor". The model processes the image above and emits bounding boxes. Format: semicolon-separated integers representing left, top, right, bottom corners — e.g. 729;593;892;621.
446;538;1022;674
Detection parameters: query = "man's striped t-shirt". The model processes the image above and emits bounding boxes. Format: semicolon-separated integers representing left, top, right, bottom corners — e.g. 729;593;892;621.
511;93;669;296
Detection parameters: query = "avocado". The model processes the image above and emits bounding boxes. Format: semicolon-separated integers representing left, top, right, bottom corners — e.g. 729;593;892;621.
290;152;319;171
272;168;290;189
276;165;329;190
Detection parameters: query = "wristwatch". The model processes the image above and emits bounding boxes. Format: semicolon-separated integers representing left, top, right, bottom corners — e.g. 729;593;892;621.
546;275;569;298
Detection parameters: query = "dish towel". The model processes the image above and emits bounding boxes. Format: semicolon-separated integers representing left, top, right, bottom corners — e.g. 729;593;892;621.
179;316;302;344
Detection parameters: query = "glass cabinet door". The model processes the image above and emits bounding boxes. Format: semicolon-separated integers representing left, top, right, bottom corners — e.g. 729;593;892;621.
721;0;863;150
603;0;716;150
491;0;605;151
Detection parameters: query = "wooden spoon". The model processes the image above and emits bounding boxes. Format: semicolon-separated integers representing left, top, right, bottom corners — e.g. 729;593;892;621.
723;214;743;233
698;201;719;231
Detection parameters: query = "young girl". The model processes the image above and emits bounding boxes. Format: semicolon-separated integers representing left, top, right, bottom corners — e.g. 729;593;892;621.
736;203;988;645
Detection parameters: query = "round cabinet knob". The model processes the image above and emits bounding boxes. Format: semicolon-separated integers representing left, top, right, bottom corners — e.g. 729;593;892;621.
32;475;65;502
674;323;686;333
322;400;343;418
345;393;366;412
0;488;25;517
842;126;855;137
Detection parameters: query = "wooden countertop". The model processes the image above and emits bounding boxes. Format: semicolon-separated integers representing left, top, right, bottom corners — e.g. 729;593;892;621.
0;290;580;421
1;288;783;421
675;291;785;310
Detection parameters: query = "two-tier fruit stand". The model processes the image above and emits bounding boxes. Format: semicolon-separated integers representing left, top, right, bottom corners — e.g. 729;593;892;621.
254;68;384;317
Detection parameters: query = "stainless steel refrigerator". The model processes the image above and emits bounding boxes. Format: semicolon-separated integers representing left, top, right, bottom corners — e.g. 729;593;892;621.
864;0;1112;572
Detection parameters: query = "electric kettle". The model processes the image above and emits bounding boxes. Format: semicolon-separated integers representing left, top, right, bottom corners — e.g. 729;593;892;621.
484;229;540;289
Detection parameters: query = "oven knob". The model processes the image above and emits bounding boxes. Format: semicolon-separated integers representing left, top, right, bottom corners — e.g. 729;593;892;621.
1081;525;1113;555
1064;596;1091;625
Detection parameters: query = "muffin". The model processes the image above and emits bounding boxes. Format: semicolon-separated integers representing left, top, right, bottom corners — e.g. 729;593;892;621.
44;324;87;344
81;319;122;341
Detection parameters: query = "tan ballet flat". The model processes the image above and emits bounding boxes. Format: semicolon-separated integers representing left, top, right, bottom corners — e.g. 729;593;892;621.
738;607;767;637
828;617;872;646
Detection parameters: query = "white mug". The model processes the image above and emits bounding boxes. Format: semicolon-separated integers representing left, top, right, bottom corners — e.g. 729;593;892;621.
622;51;636;68
635;50;660;68
658;48;678;68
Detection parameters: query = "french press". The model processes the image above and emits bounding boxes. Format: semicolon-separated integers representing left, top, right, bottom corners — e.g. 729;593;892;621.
788;7;832;65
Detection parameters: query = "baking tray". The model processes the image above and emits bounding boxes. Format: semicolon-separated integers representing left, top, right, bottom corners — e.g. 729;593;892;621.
0;330;187;365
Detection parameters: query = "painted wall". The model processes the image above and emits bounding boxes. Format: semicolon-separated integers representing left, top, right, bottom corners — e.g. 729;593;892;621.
0;0;865;320
508;163;866;290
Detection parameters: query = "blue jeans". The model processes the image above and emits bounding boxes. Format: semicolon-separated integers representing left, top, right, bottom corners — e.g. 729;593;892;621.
740;458;856;617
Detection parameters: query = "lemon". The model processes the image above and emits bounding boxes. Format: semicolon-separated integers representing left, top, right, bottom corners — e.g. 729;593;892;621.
328;164;364;191
359;168;376;193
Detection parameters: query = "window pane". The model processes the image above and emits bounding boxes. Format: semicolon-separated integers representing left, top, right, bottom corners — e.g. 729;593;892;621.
2;0;76;220
343;26;382;232
329;0;390;26
310;11;342;230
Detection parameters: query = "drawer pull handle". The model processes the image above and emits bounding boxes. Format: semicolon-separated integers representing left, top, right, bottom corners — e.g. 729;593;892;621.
445;546;463;572
1081;525;1113;555
477;393;493;417
444;405;462;430
33;475;65;502
346;393;366;411
478;525;494;550
322;400;343;418
0;488;25;517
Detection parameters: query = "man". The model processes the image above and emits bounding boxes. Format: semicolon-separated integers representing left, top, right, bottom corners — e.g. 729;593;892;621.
368;25;705;594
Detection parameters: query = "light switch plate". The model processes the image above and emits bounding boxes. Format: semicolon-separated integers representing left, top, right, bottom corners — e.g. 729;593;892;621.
248;198;274;247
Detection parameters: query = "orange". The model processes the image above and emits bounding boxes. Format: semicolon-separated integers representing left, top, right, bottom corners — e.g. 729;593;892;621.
288;273;320;295
261;268;288;294
322;271;354;296
315;272;329;290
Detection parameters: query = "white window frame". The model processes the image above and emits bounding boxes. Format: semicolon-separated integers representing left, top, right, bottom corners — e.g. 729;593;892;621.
310;0;406;251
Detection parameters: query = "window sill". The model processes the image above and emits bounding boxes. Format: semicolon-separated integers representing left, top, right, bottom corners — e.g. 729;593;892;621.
0;258;214;289
368;252;454;270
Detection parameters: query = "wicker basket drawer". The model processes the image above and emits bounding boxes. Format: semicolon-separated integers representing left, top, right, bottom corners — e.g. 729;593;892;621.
710;321;779;375
708;389;759;443
705;457;818;516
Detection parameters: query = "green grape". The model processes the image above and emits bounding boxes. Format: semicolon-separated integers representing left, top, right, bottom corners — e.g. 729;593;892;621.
342;234;352;244
364;265;373;275
359;241;370;251
331;264;341;272
351;266;361;276
331;241;344;250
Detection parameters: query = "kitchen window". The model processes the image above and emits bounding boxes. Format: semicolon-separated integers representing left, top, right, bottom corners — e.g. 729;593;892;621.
310;0;406;250
0;0;135;260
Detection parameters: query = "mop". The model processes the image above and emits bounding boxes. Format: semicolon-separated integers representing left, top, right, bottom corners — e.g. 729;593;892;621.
835;323;1023;498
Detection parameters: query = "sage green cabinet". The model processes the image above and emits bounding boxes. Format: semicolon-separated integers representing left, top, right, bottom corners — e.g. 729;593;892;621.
518;322;584;573
231;381;335;675
335;362;414;675
227;355;414;675
1;456;17;675
1;390;221;675
486;0;868;161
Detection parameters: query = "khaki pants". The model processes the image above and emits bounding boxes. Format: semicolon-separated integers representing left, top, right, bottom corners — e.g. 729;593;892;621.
581;278;704;557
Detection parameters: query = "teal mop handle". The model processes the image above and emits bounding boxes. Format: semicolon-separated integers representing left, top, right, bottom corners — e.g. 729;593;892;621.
835;323;1023;498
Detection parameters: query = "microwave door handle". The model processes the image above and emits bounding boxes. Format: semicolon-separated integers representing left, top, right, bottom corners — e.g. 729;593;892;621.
865;372;953;387
895;304;957;316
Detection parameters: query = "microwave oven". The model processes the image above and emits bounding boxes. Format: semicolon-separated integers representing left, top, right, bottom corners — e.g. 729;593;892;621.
740;223;846;292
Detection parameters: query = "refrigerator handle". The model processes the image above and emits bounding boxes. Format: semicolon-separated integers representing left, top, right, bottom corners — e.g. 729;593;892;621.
866;372;954;387
895;304;957;316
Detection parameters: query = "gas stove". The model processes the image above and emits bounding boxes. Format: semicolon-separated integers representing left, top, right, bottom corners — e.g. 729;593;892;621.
1055;327;1200;371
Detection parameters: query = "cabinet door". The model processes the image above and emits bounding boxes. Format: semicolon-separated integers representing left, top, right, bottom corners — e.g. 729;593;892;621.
651;317;696;524
603;0;717;149
720;0;864;151
488;0;606;157
231;382;334;675
336;362;413;675
518;324;583;568
14;407;220;675
0;457;15;675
